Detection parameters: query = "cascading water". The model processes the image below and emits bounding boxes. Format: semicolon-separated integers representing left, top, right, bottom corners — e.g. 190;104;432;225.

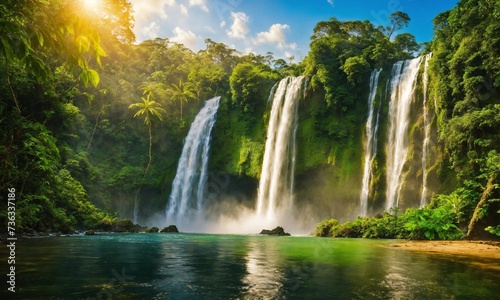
256;76;305;221
385;57;424;210
165;96;221;226
421;53;432;207
360;69;382;216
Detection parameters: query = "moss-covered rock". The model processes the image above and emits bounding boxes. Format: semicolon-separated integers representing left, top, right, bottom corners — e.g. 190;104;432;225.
160;225;179;233
260;226;290;236
146;227;160;233
112;219;134;232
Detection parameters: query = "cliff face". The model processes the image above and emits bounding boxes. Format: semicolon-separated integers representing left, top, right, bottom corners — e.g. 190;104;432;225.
203;57;458;224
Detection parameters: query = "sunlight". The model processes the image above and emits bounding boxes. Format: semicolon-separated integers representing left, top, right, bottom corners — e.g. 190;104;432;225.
83;0;101;12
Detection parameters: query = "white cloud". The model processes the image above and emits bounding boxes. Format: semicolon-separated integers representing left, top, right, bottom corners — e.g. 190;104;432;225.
180;4;188;16
255;23;295;50
220;20;226;28
227;12;249;39
244;47;255;54
284;51;295;61
204;26;216;33
327;0;334;6
288;43;298;51
170;27;198;49
189;0;209;12
142;21;160;39
130;0;176;20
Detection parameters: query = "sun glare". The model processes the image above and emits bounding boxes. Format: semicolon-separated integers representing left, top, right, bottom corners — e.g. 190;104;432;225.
83;0;101;12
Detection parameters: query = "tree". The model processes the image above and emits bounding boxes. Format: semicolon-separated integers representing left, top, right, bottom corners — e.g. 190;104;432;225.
96;0;136;44
431;0;500;239
387;11;411;39
167;80;195;124
342;56;370;85
393;33;420;56
138;81;167;100
128;95;166;175
0;0;107;114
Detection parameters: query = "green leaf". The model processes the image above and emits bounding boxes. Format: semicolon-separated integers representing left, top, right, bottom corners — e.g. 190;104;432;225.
80;69;89;87
1;38;15;61
88;69;100;87
37;31;44;46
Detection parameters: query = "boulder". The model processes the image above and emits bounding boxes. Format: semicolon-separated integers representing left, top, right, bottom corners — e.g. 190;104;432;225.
146;227;160;233
259;226;290;236
160;225;179;233
85;230;95;236
112;219;134;232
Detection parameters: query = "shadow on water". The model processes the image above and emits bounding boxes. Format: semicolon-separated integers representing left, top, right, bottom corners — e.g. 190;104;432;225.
2;234;499;299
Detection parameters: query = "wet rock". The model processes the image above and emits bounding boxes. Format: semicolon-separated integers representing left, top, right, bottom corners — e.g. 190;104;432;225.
95;220;113;232
160;225;179;233
146;227;160;233
260;226;290;236
112;219;134;232
85;230;95;236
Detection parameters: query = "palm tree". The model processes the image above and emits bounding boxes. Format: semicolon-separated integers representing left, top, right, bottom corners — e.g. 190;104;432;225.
138;81;166;100
128;94;166;176
167;79;195;123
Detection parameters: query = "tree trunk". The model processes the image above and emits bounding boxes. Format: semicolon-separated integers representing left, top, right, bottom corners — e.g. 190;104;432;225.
144;123;152;177
86;106;105;152
136;124;152;224
466;176;497;239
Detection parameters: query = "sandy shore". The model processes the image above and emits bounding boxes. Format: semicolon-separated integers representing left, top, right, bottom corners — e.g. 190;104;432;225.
389;240;500;270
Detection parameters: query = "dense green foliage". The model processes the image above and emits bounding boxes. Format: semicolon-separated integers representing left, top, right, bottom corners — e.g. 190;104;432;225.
0;0;498;240
315;196;463;240
0;0;296;232
429;0;500;238
314;0;500;240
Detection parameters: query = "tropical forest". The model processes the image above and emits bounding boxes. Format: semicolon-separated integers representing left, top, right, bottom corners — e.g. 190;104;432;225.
0;0;499;298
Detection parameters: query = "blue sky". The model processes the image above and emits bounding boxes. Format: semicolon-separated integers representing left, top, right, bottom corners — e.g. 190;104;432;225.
129;0;458;60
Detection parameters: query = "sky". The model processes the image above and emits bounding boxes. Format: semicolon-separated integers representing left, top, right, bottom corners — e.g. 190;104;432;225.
128;0;459;60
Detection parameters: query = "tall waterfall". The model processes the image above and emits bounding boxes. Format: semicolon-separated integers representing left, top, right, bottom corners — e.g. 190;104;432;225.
166;97;221;225
256;76;305;220
385;57;424;210
360;69;382;216
421;53;432;207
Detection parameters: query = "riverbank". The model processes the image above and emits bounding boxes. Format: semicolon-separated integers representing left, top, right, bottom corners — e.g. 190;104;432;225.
389;240;500;270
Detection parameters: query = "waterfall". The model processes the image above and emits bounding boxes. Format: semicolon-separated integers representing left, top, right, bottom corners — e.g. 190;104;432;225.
166;97;221;225
256;76;305;220
360;69;382;216
385;57;424;210
420;53;432;207
267;82;278;102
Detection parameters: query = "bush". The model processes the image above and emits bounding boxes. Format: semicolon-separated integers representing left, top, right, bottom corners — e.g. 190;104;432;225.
314;219;339;237
315;198;464;240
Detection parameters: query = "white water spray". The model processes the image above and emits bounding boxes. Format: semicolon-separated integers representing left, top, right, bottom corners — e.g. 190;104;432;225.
386;57;424;210
165;97;221;227
421;53;432;207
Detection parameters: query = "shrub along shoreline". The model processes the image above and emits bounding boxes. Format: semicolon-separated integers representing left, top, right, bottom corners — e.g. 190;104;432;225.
314;196;468;240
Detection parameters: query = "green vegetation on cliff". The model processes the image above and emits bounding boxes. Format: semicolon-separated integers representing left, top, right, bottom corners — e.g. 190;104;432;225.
315;0;500;239
0;0;498;240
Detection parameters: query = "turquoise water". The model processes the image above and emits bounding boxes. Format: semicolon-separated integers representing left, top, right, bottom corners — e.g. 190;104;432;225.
2;233;500;299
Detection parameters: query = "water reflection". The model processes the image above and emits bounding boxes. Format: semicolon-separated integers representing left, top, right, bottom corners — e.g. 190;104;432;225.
242;238;285;298
4;235;500;299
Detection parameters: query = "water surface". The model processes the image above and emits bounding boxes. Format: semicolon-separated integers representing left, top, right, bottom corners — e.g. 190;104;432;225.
2;234;499;299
